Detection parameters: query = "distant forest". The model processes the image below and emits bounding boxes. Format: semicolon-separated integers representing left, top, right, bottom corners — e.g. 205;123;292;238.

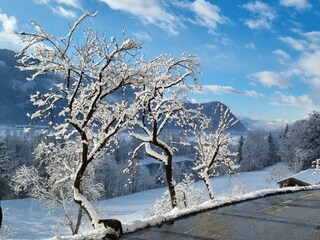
1;110;319;200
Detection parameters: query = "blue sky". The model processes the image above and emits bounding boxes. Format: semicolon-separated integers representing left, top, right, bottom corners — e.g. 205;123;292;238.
0;0;319;128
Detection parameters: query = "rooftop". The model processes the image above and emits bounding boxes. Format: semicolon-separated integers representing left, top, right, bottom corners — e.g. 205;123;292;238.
278;169;320;185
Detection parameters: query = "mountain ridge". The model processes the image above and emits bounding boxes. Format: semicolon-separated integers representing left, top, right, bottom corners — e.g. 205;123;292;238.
0;48;246;132
184;101;247;132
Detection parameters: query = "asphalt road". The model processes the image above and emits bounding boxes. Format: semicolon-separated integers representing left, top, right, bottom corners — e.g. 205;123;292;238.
123;190;320;240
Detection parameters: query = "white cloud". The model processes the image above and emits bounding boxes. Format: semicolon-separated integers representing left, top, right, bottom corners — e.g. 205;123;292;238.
100;0;180;36
56;0;81;9
248;71;291;89
301;31;320;51
0;13;16;33
273;49;291;64
241;1;276;30
273;49;291;59
297;50;320;78
190;0;228;31
279;0;311;11
132;31;152;42
0;12;21;49
51;6;77;19
271;92;318;111
245;42;256;50
33;0;50;4
303;31;320;42
308;77;320;100
99;0;228;35
279;31;320;80
279;36;306;51
202;84;264;97
220;37;232;46
257;30;320;105
205;44;218;51
244;18;271;30
34;0;81;18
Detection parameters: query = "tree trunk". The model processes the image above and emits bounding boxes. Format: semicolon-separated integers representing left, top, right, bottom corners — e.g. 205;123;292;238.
74;206;83;235
146;138;178;209
201;171;214;200
73;186;102;229
164;161;177;209
73;162;101;229
60;188;83;235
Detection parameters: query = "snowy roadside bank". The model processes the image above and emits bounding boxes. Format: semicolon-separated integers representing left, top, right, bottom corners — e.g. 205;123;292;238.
122;185;320;233
52;186;320;240
1;166;319;240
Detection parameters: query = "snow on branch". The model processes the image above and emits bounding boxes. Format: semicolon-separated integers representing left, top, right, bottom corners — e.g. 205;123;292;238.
194;104;239;199
15;11;150;229
145;143;168;164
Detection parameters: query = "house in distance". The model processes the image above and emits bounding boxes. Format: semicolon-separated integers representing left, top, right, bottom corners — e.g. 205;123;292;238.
277;169;320;188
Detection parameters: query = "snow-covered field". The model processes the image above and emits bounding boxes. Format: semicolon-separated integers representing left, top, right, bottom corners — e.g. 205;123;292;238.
0;166;317;240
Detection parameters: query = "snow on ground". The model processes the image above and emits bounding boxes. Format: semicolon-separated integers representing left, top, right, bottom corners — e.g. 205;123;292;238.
1;165;318;240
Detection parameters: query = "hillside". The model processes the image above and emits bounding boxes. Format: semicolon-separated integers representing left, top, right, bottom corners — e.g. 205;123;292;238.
0;49;54;124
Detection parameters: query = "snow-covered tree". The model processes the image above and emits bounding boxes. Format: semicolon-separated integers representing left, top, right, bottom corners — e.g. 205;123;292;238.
94;156;122;198
267;133;278;166
241;131;268;171
278;119;308;171
312;159;320;170
0;140;10;199
266;164;293;183
16;12;149;229
121;155;152;195
173;161;190;183
304;111;320;166
194;105;238;200
276;111;320;171
130;54;201;209
4;133;37;167
291;148;311;173
0;132;41;199
0;140;8;174
154;164;166;186
12;139;103;235
149;173;206;216
17;10;204;229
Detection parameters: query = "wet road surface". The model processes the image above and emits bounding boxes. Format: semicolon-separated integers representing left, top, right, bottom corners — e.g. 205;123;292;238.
124;190;320;240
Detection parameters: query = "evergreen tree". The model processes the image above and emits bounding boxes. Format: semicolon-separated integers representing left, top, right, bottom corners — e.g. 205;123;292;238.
155;165;165;186
267;133;277;166
237;135;244;164
241;131;268;171
284;124;289;137
0;140;10;199
305;111;320;166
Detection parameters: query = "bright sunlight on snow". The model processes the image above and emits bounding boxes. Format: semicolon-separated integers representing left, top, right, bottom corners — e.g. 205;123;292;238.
2;165;318;240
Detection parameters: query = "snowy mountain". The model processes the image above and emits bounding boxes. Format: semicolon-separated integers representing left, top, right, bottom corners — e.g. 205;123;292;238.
0;49;55;124
0;49;246;132
184;101;247;132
